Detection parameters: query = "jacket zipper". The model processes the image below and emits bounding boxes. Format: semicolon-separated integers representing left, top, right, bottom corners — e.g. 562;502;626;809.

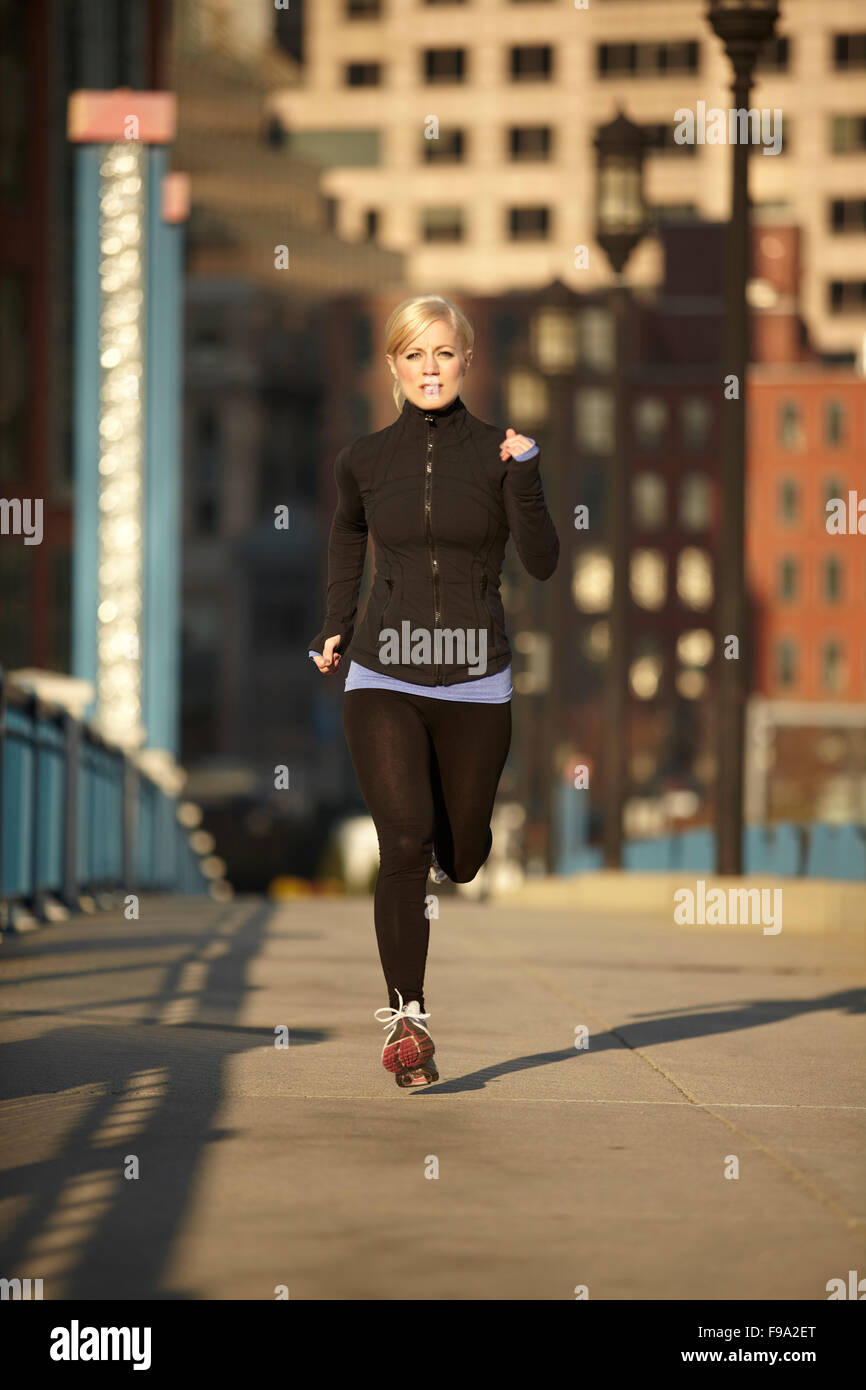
424;413;443;684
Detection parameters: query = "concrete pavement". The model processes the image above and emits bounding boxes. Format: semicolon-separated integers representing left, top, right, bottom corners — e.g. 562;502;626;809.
0;890;864;1299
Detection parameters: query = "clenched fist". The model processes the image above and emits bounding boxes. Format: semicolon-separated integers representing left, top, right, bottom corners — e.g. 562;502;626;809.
311;635;342;673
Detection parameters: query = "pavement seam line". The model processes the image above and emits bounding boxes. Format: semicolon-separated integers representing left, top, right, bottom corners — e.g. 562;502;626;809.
457;935;866;1232
522;963;865;1235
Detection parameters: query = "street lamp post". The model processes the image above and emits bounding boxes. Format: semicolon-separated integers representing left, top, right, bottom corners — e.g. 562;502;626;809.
530;282;579;872
594;111;649;869
707;0;779;875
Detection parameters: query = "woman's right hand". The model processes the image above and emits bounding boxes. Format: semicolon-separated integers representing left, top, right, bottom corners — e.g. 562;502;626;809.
311;635;342;673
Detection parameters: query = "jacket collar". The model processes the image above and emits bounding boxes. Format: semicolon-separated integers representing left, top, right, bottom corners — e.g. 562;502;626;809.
400;393;466;428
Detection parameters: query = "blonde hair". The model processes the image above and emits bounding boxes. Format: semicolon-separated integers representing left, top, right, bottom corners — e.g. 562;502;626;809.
385;294;474;412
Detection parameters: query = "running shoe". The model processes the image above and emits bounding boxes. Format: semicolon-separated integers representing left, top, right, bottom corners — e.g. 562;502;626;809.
374;992;438;1087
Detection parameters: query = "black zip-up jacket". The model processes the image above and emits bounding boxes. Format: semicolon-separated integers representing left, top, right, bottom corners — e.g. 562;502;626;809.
307;393;559;686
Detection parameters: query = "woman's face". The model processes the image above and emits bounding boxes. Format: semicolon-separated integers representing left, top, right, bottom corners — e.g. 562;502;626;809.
386;319;471;409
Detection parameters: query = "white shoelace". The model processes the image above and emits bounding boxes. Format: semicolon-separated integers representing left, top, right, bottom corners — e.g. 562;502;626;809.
374;990;432;1038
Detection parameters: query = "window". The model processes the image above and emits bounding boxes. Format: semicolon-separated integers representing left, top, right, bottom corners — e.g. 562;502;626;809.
630;647;664;700
634;396;668;450
829;281;866;313
677;629;713;667
510;46;553;80
828;278;866;311
423;49;466;83
778;557;798;602
830;116;866;153
680;396;712;450
676;670;707;701
531;309;577;371
363;208;379;239
630;549;667;609
778;477;799;524
642;121;697;157
821;639;846;692
578;307;615;371
507;206;550;239
631;473;666;530
581;462;606;530
825;400;847;445
597;42;634;76
833;33;866;70
778;400;804;450
676;548;713;609
775;638;798;689
573;548;613;613
824;476;845;507
597;40;700;78
346;0;381;15
506;370;548;428
829;199;866;233
675;630;712;699
755;35;790;72
345;62;381;86
286;129;381;165
583;621;610;663
679;473;711;530
421;207;464;241
575;389;615;455
823;556;844;603
423;128;465;163
509;127;553;160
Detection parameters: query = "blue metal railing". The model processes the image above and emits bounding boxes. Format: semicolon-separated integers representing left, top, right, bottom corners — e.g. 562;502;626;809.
555;781;866;879
0;667;212;925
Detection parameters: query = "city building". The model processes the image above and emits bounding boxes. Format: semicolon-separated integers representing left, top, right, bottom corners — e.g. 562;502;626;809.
0;0;171;676
269;0;866;358
745;368;866;823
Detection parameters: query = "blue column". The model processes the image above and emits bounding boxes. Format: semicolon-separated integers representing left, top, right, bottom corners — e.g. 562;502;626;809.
554;776;591;873
142;146;183;757
71;145;103;718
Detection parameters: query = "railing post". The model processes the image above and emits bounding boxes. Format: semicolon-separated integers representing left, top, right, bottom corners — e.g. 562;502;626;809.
124;756;139;900
28;692;44;921
60;709;80;911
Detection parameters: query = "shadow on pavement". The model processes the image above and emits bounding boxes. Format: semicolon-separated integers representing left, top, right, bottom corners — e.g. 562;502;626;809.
0;898;323;1299
418;986;865;1095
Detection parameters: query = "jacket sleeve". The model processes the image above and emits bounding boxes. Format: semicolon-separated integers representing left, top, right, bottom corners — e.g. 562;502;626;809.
503;445;559;580
306;442;368;656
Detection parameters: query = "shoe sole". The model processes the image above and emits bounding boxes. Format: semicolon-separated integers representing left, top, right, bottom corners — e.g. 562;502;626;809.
382;1019;435;1074
396;1058;439;1087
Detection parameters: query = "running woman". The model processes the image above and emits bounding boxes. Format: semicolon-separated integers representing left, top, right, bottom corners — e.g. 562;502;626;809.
308;294;559;1088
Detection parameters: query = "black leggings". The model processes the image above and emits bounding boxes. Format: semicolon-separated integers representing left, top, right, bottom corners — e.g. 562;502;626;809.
342;687;512;1013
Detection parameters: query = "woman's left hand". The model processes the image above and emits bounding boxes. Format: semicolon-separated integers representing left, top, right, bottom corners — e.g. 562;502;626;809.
499;427;533;461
